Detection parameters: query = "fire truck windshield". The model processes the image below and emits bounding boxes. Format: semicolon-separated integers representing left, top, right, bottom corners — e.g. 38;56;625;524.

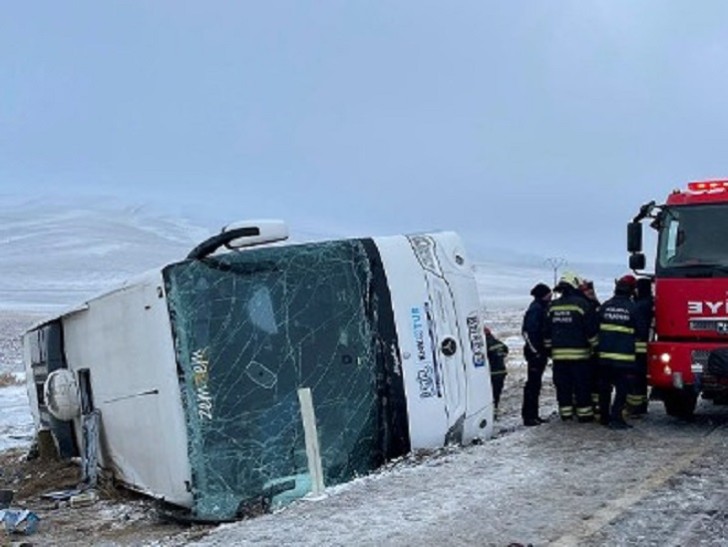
657;203;728;275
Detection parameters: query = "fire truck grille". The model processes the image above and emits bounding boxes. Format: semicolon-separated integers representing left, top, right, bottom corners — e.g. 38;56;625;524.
692;349;711;367
693;349;728;394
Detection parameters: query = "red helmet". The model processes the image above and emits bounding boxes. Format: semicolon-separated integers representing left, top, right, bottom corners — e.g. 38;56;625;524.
617;274;637;287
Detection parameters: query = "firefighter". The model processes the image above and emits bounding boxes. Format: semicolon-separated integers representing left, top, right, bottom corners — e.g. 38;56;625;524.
484;326;509;413
521;282;552;426
597;275;647;429
579;279;602;420
544;272;599;422
627;277;654;416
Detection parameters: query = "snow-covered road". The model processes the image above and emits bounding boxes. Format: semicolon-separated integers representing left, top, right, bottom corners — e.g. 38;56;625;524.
189;403;728;547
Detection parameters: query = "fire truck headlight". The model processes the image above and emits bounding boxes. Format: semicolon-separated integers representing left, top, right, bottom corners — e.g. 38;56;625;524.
663;365;673;376
659;353;671;364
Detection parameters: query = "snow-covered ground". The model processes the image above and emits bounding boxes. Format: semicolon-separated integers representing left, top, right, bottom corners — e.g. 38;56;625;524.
0;382;35;452
0;313;40;451
4;306;728;546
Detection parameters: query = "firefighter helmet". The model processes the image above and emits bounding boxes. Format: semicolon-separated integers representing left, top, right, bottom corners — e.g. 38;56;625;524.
616;274;637;287
558;271;581;290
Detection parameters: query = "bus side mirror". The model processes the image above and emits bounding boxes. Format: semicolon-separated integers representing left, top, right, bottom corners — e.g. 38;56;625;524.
186;220;289;260
629;253;646;271
627;222;643;253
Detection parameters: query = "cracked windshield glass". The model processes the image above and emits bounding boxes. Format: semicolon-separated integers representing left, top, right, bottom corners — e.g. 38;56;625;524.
163;239;408;519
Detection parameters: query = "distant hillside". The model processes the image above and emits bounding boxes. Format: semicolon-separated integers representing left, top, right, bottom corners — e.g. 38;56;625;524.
474;255;628;310
0;197;210;310
0;197;626;312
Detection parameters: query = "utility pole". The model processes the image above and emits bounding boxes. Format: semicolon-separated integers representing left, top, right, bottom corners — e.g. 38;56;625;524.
544;257;567;287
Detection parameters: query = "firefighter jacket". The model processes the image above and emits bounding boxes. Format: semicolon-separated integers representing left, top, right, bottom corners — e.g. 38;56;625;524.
485;331;508;376
584;296;600;315
522;298;549;357
544;286;599;361
598;294;648;367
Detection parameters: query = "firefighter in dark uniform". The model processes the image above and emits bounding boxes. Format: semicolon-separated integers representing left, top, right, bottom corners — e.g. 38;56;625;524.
521;282;552;426
597;275;648;429
544;272;599;422
627;277;653;416
484;327;509;412
579;279;602;420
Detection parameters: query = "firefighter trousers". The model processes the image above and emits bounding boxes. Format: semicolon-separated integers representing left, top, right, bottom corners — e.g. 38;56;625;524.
599;364;634;424
588;356;601;417
627;355;648;413
522;350;548;422
552;358;593;420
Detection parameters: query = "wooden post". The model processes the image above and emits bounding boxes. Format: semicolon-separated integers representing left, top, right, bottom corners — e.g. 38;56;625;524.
297;387;325;497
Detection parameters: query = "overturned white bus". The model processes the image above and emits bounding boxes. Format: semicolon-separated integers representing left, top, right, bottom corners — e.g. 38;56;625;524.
23;221;493;521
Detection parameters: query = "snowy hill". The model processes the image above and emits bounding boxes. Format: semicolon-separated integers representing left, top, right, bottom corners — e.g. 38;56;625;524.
0;197;210;310
0;197;625;312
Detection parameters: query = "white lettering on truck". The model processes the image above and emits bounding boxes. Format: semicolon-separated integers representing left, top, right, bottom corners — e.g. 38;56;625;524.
688;301;728;315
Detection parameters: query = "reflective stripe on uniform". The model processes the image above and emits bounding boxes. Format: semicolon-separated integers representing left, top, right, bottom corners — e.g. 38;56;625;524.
552;348;591;360
576;406;594;417
635;342;647;353
599;352;635;362
626;394;643;406
588;335;599;347
600;324;635;334
550;304;585;314
560;406;574;417
491;370;507;376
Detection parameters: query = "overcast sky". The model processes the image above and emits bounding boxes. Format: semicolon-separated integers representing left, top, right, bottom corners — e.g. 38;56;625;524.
2;1;728;263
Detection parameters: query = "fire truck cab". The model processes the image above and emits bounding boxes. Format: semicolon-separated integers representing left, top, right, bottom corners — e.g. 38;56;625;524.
628;180;728;418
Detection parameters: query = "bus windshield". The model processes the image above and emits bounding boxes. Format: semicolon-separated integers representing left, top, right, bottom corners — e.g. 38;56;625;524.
162;238;407;520
657;204;728;274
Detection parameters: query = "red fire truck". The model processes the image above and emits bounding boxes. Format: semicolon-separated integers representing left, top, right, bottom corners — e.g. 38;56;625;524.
628;180;728;418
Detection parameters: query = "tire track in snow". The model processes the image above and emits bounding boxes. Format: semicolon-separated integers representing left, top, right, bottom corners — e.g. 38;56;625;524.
548;421;727;546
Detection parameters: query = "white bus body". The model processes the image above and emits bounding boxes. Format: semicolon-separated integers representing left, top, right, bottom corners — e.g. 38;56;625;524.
24;225;492;521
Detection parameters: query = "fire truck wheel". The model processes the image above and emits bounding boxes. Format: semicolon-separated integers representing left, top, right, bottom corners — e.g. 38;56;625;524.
662;389;698;420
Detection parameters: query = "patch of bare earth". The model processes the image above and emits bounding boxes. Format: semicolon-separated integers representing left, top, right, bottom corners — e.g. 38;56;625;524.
0;447;217;546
